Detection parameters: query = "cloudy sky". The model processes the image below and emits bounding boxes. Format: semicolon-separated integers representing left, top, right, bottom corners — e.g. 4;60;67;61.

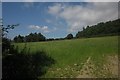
2;0;120;2
3;2;118;39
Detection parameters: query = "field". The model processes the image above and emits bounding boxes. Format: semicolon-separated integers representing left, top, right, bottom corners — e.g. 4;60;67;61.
14;36;119;78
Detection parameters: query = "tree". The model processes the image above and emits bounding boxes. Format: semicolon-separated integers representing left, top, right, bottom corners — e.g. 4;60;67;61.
14;32;46;42
75;19;120;38
66;33;73;39
38;33;46;41
1;18;19;55
13;36;18;42
16;35;23;42
83;27;85;31
46;38;54;41
14;35;24;42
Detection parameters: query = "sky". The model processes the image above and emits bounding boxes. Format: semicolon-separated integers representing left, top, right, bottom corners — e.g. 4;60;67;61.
0;3;1;18
2;2;118;39
1;0;120;2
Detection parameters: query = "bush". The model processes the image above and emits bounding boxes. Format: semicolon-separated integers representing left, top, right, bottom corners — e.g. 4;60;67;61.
2;44;55;79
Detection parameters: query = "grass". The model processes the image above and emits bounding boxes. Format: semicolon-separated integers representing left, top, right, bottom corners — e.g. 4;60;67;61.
14;36;118;78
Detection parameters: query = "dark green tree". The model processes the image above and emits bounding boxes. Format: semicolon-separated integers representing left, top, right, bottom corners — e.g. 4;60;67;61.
14;35;24;43
66;33;73;39
15;32;46;42
1;18;19;55
76;19;120;38
38;33;46;41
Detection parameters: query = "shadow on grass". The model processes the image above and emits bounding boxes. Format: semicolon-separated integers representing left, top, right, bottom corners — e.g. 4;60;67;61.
2;44;55;79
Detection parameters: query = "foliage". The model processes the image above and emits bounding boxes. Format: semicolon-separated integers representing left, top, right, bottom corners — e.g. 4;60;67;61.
76;19;120;38
65;33;73;39
1;20;19;55
2;44;55;79
2;37;11;55
14;32;46;42
46;38;54;41
2;24;19;37
14;35;24;43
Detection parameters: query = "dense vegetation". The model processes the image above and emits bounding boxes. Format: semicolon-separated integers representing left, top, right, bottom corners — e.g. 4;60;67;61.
13;19;120;42
14;32;46;42
76;19;120;38
65;33;73;39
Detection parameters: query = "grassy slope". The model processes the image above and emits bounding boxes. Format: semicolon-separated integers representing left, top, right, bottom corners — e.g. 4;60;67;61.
14;36;118;78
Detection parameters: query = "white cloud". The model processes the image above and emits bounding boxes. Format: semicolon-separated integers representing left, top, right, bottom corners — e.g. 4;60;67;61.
48;2;118;32
42;26;50;33
48;3;62;15
29;25;50;33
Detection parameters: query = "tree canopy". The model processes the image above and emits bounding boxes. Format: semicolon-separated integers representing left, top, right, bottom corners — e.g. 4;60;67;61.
14;32;46;42
76;19;120;38
65;33;73;39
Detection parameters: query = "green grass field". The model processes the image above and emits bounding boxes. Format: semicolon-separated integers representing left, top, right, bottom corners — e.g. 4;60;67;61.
14;36;118;78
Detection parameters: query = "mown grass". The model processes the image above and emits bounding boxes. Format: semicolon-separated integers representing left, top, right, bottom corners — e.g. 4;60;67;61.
14;36;118;78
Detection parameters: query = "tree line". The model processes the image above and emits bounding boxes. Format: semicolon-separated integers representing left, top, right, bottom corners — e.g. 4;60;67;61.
14;33;46;42
76;19;120;38
13;19;120;42
13;32;74;42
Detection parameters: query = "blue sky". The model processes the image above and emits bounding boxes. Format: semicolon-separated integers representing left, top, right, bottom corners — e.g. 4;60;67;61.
2;0;119;2
3;2;118;39
0;3;1;18
3;2;67;39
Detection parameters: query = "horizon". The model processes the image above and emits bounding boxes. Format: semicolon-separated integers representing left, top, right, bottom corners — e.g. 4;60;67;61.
2;2;118;39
